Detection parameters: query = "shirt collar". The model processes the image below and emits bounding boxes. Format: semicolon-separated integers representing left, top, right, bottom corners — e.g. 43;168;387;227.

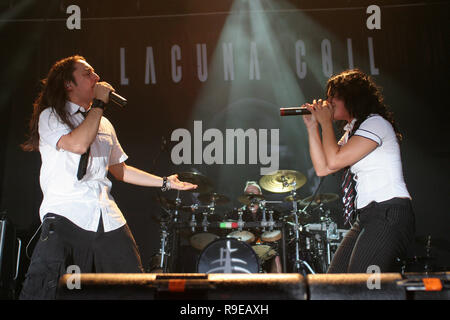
66;101;89;115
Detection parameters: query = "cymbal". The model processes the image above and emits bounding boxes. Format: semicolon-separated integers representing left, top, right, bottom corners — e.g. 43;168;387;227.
198;192;230;205
259;170;307;193
283;195;304;202
238;193;265;205
177;172;213;194
298;193;339;207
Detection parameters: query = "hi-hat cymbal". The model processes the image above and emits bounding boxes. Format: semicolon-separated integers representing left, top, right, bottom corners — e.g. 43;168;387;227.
177;172;213;194
259;170;307;193
298;193;339;207
198;192;230;205
237;193;265;205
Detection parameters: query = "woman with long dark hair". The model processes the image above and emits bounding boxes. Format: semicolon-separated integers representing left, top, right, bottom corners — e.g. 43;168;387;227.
302;69;415;273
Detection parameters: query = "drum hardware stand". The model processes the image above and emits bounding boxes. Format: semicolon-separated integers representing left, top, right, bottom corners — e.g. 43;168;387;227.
159;225;170;272
201;211;210;232
200;200;216;232
237;207;244;231
285;180;316;275
268;210;275;232
154;215;172;272
259;200;282;232
189;213;197;233
260;203;267;232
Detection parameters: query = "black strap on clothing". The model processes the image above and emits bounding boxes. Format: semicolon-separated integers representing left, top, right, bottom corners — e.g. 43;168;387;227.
77;110;90;180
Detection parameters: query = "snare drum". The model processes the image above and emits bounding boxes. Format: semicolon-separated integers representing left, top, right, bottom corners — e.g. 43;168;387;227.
227;230;255;244
261;230;282;242
197;238;260;273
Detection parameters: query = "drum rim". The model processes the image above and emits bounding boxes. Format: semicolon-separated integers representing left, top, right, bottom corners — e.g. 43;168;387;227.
196;237;260;273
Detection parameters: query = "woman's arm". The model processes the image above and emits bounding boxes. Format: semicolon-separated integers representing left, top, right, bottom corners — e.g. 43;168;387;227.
311;100;378;171
302;104;339;177
320;121;378;170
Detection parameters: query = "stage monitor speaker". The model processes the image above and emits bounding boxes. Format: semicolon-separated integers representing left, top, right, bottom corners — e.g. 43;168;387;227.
307;273;406;300
57;273;307;300
0;214;21;299
400;272;450;300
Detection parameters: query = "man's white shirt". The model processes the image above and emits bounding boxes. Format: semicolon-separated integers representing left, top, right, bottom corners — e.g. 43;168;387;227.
38;101;128;232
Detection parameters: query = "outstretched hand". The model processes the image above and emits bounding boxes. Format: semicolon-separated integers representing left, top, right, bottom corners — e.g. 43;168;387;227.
167;174;198;191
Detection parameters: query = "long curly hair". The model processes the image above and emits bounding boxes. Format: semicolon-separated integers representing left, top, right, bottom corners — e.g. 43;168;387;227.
21;55;85;152
326;69;402;142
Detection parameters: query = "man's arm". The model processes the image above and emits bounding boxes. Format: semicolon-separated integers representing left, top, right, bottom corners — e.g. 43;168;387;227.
109;162;197;191
56;82;112;154
57;108;103;154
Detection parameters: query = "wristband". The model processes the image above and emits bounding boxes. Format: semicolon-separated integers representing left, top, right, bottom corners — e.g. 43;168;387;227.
91;99;106;110
161;176;171;192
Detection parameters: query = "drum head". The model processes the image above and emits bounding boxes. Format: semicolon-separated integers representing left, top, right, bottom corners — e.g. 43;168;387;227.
197;238;260;273
190;233;219;251
227;230;255;243
261;230;282;242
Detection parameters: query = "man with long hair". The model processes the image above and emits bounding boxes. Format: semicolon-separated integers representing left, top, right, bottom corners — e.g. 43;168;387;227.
302;69;415;273
20;55;197;299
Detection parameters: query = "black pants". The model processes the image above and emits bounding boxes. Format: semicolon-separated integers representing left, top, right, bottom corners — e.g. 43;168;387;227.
19;213;144;300
328;198;415;273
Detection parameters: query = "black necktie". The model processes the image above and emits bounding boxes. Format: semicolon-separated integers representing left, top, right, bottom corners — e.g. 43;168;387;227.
341;167;356;225
77;110;90;180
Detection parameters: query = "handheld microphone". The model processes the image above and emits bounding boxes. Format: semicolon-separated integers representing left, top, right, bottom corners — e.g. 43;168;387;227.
280;106;311;116
109;91;127;107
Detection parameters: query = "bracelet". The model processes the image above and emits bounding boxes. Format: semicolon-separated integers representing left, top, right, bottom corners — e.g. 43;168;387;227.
91;99;106;110
161;176;171;192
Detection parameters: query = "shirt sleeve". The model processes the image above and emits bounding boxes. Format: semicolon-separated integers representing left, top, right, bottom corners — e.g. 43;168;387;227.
353;115;389;146
104;118;128;166
38;108;71;150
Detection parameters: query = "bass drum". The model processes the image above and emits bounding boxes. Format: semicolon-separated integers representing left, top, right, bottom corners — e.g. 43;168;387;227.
197;238;260;274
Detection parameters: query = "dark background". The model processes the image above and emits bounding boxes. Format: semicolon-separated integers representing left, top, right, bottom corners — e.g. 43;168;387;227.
1;0;449;281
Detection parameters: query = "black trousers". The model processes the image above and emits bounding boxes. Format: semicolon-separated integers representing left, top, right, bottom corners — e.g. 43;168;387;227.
19;213;144;300
328;198;415;273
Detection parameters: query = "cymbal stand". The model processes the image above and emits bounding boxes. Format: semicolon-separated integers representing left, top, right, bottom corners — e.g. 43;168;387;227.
285;179;316;275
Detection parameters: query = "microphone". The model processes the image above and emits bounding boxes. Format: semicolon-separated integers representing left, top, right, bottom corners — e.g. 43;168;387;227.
280;106;311;116
109;91;127;107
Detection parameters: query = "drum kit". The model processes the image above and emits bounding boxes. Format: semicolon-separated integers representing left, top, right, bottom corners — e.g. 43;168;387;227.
150;170;349;275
